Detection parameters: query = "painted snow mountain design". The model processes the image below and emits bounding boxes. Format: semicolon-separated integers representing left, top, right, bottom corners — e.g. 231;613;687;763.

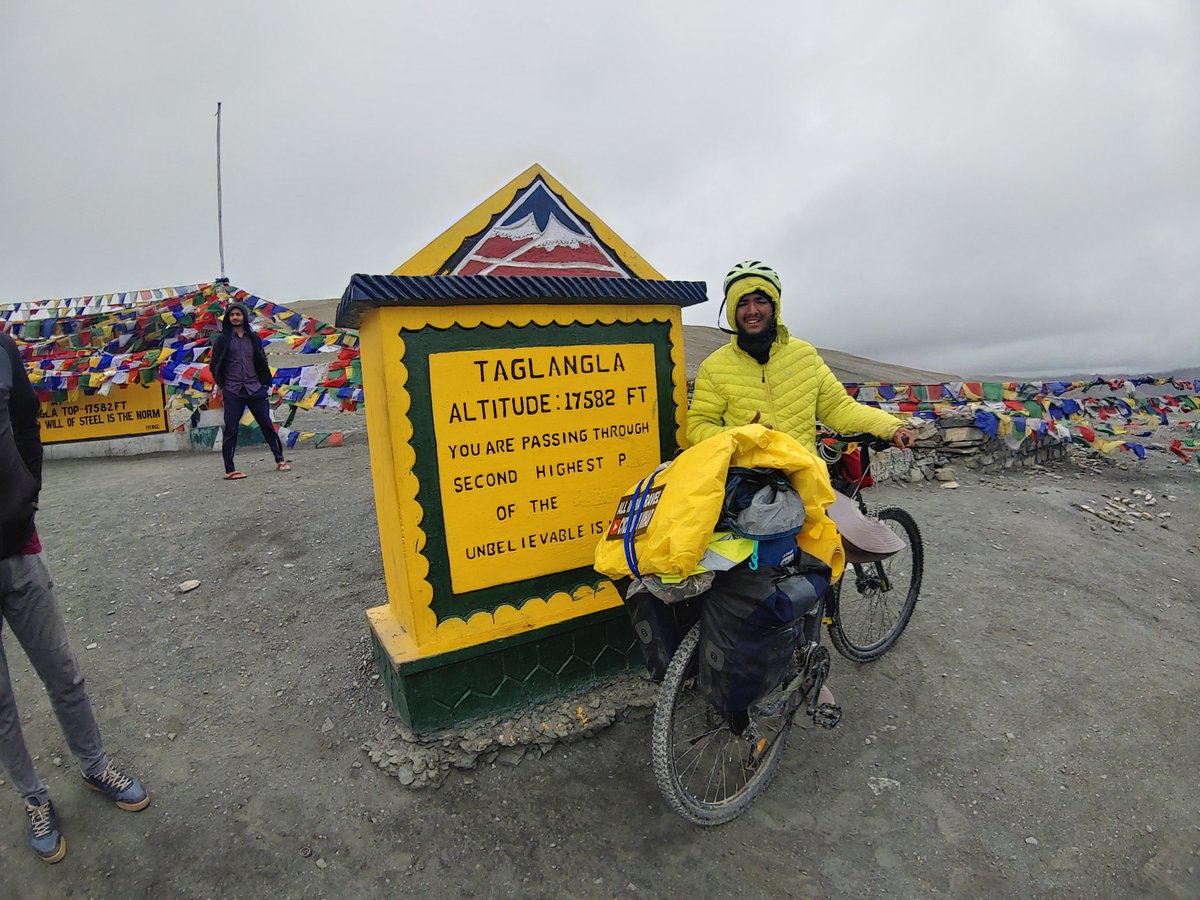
452;181;630;278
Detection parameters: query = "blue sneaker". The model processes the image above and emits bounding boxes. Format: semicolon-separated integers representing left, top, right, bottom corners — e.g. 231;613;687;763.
26;797;66;863
82;763;150;811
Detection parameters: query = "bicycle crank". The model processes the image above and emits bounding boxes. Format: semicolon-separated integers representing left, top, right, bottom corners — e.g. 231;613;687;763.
802;646;831;715
800;646;842;728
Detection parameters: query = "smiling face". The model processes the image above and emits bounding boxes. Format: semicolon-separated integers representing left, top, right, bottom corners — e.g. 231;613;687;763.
734;291;774;337
228;307;245;327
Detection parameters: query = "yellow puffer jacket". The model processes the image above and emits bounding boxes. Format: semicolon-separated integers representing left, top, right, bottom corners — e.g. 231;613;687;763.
595;425;845;583
686;322;903;451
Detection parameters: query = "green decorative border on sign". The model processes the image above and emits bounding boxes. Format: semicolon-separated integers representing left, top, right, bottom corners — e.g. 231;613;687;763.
370;606;640;731
399;319;676;625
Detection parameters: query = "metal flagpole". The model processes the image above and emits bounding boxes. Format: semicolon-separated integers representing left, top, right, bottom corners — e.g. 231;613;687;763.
215;102;227;282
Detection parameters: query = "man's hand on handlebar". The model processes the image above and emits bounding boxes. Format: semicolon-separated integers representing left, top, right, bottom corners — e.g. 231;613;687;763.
819;428;913;451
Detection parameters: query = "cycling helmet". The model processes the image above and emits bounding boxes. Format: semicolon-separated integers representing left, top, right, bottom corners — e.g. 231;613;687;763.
723;260;782;298
720;260;782;333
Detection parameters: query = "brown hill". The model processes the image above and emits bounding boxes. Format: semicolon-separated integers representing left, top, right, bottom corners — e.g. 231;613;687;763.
288;301;959;385
290;297;342;324
683;326;958;384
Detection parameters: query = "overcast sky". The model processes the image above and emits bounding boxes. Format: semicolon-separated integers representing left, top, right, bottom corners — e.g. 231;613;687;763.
2;1;1197;377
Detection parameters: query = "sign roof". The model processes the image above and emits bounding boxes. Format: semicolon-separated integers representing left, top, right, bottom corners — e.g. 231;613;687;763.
392;164;664;280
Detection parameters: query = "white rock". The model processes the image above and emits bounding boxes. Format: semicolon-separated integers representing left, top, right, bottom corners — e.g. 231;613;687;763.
1025;836;1039;845
178;579;201;593
867;776;901;796
942;481;960;489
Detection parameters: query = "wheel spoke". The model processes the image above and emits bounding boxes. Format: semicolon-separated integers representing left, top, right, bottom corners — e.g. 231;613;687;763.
682;723;725;748
675;728;716;784
703;741;725;803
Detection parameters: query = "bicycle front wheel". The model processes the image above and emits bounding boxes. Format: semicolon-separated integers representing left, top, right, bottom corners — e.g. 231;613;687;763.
650;623;791;826
829;506;923;662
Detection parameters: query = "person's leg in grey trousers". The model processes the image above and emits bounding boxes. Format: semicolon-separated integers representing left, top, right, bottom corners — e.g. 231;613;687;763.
0;552;108;804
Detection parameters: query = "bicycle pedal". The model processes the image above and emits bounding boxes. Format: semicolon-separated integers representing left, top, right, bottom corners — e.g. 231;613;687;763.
811;703;842;729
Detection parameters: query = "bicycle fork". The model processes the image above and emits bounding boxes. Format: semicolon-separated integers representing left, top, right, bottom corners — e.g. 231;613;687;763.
871;561;892;593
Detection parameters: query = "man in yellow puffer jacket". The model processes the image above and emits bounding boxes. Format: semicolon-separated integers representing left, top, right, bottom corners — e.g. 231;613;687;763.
686;260;914;452
686;261;913;716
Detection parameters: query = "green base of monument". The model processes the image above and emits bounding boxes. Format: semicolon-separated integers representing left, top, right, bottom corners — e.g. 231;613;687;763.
370;608;641;733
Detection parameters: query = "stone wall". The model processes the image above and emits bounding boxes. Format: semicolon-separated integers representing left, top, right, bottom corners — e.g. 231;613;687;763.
867;414;1068;484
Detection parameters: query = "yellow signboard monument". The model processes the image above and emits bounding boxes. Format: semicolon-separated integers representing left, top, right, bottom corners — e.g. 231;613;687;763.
338;165;707;730
429;343;660;594
39;383;169;444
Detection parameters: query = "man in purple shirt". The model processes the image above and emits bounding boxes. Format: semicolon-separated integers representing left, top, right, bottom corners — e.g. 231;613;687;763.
208;302;290;479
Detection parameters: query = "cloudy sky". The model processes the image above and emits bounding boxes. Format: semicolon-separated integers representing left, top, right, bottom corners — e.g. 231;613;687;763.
2;1;1196;377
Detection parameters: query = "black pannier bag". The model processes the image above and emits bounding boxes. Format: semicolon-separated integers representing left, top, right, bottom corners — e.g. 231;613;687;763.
618;578;701;681
698;566;830;715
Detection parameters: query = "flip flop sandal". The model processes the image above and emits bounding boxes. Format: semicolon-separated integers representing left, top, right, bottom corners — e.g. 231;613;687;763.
224;471;247;480
275;461;292;471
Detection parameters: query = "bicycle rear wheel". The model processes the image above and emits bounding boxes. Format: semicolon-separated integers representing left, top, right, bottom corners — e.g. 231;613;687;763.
650;623;793;825
829;506;923;662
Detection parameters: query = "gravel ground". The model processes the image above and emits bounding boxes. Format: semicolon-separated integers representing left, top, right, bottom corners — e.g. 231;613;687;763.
2;440;1198;899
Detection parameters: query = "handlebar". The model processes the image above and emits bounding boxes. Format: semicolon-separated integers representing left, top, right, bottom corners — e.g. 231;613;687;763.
820;432;895;452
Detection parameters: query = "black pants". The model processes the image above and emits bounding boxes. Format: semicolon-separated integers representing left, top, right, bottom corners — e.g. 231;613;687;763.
222;391;284;472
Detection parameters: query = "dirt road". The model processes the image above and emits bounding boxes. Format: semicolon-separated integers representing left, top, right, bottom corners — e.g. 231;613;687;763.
3;441;1198;899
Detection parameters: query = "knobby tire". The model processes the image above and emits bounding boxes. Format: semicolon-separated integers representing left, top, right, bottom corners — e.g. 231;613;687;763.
650;623;791;825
